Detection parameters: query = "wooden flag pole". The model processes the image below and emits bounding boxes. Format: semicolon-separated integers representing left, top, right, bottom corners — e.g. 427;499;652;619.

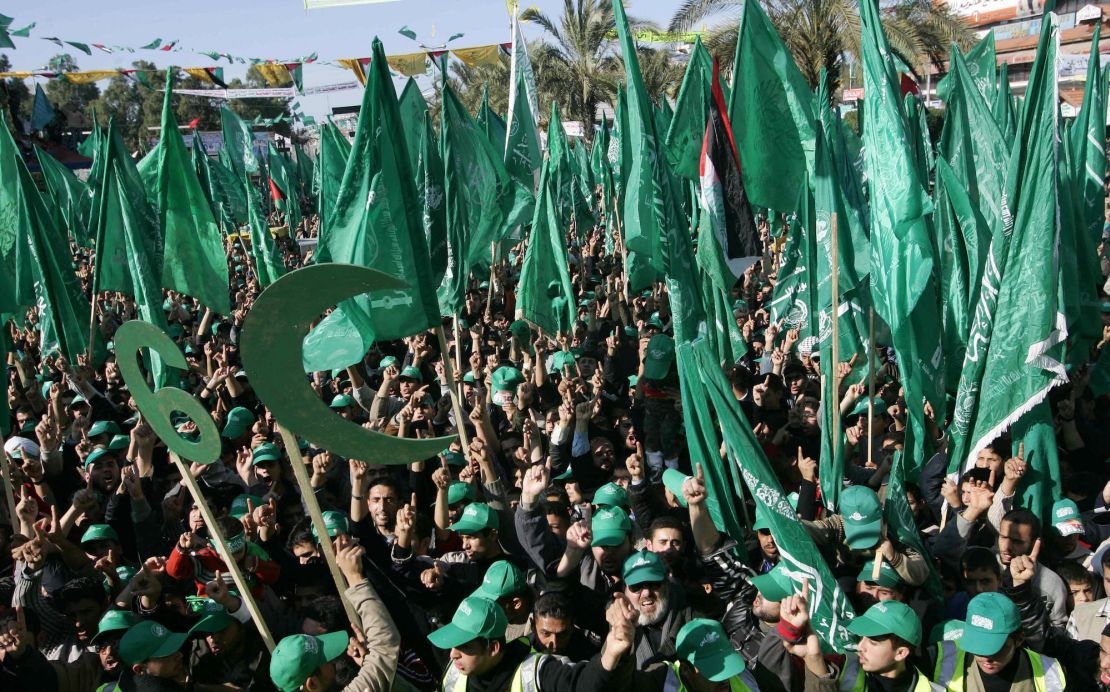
830;213;841;455
276;424;361;628
169;452;275;652
436;325;475;456
86;292;98;364
0;455;19;533
867;307;876;470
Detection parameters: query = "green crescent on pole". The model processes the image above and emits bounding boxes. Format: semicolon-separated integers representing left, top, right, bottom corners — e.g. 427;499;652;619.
114;320;223;463
240;263;457;463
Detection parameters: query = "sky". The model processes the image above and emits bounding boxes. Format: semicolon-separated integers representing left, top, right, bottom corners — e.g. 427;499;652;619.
2;0;714;120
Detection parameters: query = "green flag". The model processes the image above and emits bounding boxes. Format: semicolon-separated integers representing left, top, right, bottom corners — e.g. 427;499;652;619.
504;35;541;189
767;190;818;343
157;70;231;315
398;78;428;177
956;12;1068;480
665;37;712;180
727;0;816;212
860;0;944;473
992;62;1017;141
476;84;507;151
517;160;575;336
207;147;250;228
31;84;55;131
687;337;858;651
1068;25;1106;356
314;122;351;264
0;113;90;362
36;145;92;246
325;36;439;341
245;182;285;288
94;121;170;387
221;106;259;179
135;140;162;211
416;112;447;288
964;31;997;103
267;142;301;232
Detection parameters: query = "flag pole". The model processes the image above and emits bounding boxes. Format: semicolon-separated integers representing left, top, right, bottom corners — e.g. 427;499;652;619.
168;452;276;652
867;306;876;469
275;424;361;628
435;325;475;456
0;454;18;533
830;213;840;455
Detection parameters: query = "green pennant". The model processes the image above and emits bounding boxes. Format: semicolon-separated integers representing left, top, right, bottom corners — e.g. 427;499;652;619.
157;70;230;314
221;106;259;178
727;0;816;213
313;121;351;264
0;112;91;361
31;84;55;131
416;112;447;288
665;37;712;180
36;145;92;247
245;182;285;288
518;159;575;336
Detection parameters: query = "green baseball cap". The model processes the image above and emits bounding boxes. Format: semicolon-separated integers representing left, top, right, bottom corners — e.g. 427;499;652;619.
447;481;479;506
750;564;794;603
427;596;508;649
857;560;904;590
399;366;423;381
848;397;887;418
928;619;965;643
84;447;116;469
66;393;88;410
622;549;668;587
961;592;1021;656
311;511;351;540
222;406;256;439
642;334;675;380
442;450;467;467
491;366;524;393
252;442;283;465
1051;499;1083;536
592;482;630;509
120;620;190;666
462;370;477;384
80;524;120;545
88;420;122;438
676;618;746;681
107;434;129;451
662;468;690;508
448;502;499;535
752;510;771;532
839;485;883;549
269;632;350;692
379;355;397;369
191;609;236;635
591;506;632;547
847;601;922;646
647;313;665;330
509;320;531;340
230;493;265;519
472;560;527;600
91;609;138;645
550;351;577;372
329;394;353;409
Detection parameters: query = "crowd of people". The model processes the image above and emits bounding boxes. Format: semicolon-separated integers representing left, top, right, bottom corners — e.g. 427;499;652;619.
1;173;1110;692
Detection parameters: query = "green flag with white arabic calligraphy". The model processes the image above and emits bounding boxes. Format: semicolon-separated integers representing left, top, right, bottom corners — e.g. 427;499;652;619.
517;159;575;336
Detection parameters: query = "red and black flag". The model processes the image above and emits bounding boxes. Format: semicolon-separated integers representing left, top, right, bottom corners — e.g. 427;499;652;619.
699;58;760;276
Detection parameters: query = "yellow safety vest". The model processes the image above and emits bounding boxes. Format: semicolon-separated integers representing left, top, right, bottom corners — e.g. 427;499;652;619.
932;641;1066;692
441;652;544;692
838;655;941;691
663;660;759;691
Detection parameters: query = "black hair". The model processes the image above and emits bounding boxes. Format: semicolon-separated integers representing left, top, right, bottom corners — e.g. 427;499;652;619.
959;468;992;486
367;475;403;496
413;513;434;542
1002;508;1042;542
961;547;1001;576
540;500;570;520
728;365;753;392
648;516;684;540
303;596;346;632
59;577;108;607
1057;562;1092;586
534;591;575;621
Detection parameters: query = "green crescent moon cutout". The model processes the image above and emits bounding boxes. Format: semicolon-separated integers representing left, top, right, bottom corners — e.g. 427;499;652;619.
241;263;456;464
114;320;223;464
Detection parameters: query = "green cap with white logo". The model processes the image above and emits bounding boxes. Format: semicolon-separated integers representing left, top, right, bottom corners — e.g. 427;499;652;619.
676;618;746;681
447;481;478;506
448;502;499;535
119;620;189;666
269;632;351;692
839;485;883;549
856;559;904;589
91;609;138;645
590;506;632;547
622;549;667;587
80;524;120;545
847;600;922;646
329;394;353;409
750;563;794;603
472;560;527;600
961;592;1021;656
311;511;351;540
251;442;282;465
1051;498;1083;537
661;469;690;508
642;334;675;380
592;482;630;509
428;596;508;649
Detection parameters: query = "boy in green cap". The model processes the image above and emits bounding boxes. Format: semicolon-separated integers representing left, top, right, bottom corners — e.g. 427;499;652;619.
268;540;401;691
427;593;636;690
119;620;191;687
636;617;762;690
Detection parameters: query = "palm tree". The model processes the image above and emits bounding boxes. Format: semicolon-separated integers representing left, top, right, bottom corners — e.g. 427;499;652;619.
638;46;686;103
521;0;622;135
670;0;973;96
449;60;510;115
